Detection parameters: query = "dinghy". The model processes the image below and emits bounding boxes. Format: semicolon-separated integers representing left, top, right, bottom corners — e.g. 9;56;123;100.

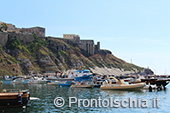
101;77;145;90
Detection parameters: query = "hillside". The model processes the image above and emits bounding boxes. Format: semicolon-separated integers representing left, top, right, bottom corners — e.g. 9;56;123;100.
0;34;144;76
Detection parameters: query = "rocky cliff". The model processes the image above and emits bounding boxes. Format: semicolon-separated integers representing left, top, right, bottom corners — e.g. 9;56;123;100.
0;34;144;76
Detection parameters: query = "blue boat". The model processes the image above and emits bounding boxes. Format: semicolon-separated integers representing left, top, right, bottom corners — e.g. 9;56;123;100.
73;69;94;81
75;74;93;81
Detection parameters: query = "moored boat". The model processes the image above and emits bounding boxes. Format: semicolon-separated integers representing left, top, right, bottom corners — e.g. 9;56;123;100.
100;77;145;90
0;89;30;108
141;78;169;87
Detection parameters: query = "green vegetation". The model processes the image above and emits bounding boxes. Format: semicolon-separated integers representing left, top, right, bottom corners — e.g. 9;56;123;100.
28;34;48;54
0;34;144;76
6;37;22;49
60;51;68;57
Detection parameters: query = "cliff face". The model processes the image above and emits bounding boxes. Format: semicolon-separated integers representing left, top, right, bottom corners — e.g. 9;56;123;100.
0;35;144;76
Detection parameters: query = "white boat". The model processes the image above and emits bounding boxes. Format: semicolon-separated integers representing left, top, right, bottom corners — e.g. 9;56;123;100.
68;69;93;78
29;77;47;84
100;77;145;90
12;78;24;84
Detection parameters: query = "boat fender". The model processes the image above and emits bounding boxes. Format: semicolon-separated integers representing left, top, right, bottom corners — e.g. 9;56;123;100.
28;92;30;100
3;89;6;93
149;86;152;92
18;92;23;104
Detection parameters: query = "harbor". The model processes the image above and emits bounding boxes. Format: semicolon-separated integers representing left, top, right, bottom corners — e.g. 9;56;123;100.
0;69;170;112
1;0;170;112
0;79;169;112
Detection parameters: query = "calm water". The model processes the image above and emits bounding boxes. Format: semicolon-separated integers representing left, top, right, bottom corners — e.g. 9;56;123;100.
0;83;170;113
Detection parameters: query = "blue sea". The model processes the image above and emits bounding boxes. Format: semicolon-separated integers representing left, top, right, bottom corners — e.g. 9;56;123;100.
0;82;169;113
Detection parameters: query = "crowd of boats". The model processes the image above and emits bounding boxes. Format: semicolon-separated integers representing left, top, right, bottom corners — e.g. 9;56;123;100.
0;69;170;108
1;69;170;90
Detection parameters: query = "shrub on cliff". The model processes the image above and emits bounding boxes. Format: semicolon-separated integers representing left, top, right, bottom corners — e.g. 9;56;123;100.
6;37;21;49
28;34;48;54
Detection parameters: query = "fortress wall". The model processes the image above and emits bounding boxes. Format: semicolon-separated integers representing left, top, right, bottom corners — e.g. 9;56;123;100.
0;32;8;46
8;32;35;43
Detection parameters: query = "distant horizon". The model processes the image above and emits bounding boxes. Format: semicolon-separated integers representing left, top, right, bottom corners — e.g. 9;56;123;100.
1;0;170;75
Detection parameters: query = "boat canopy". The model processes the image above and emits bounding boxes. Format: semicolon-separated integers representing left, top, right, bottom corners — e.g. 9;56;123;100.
83;69;90;73
76;69;90;73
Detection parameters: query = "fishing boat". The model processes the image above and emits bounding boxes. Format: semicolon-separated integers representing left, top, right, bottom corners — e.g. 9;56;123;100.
100;77;145;90
58;81;75;87
29;77;47;84
0;89;30;108
68;69;93;81
141;78;169;87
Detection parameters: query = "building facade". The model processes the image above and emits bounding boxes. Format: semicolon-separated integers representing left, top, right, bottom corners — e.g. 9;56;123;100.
63;34;80;43
79;40;94;55
0;21;46;46
63;34;100;55
4;22;45;37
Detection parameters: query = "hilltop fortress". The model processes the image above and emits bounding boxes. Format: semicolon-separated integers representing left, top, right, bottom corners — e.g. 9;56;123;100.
0;21;144;75
0;21;45;46
0;21;105;55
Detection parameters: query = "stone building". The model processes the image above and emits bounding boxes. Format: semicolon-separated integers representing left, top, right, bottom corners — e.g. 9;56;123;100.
3;22;45;37
20;27;45;37
79;40;95;55
63;34;100;55
63;34;80;43
0;21;46;46
94;41;100;54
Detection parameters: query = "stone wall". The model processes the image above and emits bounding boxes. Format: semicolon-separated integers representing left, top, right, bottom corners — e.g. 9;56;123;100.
79;40;94;55
63;34;80;43
20;27;45;37
0;32;8;46
62;34;101;55
94;41;100;54
5;22;45;37
8;32;35;43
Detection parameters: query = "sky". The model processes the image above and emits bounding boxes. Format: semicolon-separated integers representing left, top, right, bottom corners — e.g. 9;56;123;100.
0;0;170;74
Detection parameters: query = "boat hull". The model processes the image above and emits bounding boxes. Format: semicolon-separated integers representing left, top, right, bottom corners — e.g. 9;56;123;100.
71;84;94;88
141;79;169;86
0;92;30;108
47;82;59;86
58;84;72;87
75;75;93;81
100;83;145;90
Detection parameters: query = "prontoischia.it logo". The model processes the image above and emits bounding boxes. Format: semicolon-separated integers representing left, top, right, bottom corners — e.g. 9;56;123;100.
54;97;159;108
